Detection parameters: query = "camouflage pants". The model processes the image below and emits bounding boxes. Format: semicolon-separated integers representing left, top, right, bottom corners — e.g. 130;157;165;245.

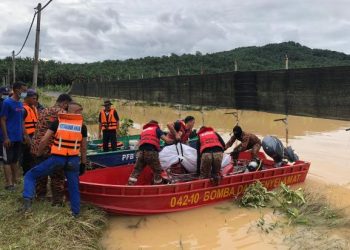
231;143;261;160
35;157;65;204
200;152;223;183
128;150;162;185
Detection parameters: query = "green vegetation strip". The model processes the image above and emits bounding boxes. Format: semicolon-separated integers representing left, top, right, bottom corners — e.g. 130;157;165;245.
240;181;350;227
3;42;350;85
0;173;108;250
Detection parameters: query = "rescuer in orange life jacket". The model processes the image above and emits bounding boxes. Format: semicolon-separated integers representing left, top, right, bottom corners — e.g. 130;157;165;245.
166;116;195;144
21;89;39;175
98;100;119;152
197;126;226;185
21;102;87;217
128;120;173;185
225;125;261;162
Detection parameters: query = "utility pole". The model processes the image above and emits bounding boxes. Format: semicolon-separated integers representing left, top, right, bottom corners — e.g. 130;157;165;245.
33;2;42;89
12;50;16;83
7;68;10;86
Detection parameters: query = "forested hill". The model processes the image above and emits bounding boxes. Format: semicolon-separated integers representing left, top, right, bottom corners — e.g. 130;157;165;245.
1;41;350;86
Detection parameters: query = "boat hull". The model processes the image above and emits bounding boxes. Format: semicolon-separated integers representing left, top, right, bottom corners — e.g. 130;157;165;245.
80;153;310;215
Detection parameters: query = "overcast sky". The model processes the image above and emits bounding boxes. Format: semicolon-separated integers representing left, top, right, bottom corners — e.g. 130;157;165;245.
0;0;349;63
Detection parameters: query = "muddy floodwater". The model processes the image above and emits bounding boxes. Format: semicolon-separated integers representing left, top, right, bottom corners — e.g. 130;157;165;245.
97;103;350;249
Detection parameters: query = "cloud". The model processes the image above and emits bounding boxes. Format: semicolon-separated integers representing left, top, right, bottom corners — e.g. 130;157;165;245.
0;0;349;62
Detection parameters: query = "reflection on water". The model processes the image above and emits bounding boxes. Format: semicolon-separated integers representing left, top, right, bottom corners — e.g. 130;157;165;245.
95;103;350;249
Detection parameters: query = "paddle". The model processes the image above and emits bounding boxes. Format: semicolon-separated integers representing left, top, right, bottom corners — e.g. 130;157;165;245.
224;111;239;126
274;116;289;146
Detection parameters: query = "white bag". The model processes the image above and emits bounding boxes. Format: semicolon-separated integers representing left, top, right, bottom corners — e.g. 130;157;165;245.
159;143;198;172
221;154;231;168
159;144;232;173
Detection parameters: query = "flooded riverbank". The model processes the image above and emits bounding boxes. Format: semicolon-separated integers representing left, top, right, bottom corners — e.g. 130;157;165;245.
75;98;350;249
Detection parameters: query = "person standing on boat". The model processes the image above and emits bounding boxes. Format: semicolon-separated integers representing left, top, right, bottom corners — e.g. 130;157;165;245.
31;94;72;205
128;120;172;185
21;102;87;217
225;125;261;161
166;116;195;144
98;100;119;152
21;89;39;175
197;126;225;185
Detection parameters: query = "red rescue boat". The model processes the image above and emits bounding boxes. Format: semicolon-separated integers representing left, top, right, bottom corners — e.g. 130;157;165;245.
79;152;310;215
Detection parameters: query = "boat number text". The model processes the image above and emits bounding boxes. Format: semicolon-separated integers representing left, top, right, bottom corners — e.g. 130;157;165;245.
169;174;302;208
122;154;135;161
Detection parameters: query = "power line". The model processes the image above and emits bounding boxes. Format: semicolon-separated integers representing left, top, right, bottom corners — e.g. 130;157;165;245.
14;0;53;57
14;12;37;57
41;0;53;11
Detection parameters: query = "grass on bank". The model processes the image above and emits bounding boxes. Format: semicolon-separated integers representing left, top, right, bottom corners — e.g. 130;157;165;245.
40;84;71;93
0;171;108;250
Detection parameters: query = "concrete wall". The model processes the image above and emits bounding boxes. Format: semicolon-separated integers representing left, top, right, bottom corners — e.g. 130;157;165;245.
70;66;350;120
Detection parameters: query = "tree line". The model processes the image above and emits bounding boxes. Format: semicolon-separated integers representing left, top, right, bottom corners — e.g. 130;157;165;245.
1;41;350;86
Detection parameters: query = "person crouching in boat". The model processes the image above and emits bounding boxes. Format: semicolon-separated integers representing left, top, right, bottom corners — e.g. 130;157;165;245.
197;126;225;185
225;125;261;162
166;116;195;145
128;120;173;185
21;102;87;217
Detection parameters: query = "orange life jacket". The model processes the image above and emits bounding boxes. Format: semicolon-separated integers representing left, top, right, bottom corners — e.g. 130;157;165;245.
198;127;223;153
100;109;118;130
167;120;190;143
23;103;38;135
51;113;83;156
139;123;161;151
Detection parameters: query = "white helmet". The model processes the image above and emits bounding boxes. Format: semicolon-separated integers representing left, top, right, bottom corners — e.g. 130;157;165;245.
247;161;259;172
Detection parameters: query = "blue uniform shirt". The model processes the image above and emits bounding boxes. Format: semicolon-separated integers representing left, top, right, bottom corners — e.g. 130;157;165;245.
0;97;24;142
0;97;5;142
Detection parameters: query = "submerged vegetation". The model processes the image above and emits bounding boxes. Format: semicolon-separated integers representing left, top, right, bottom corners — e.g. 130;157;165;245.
241;182;350;249
240;181;350;227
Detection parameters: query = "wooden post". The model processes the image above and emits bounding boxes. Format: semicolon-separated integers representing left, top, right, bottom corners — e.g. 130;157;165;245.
158;71;161;77
12;50;16;83
33;3;42;89
177;67;180;76
234;60;238;71
285;54;289;70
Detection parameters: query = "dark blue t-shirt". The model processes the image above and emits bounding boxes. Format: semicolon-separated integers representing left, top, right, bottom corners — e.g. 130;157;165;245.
0;98;24;142
0;97;5;142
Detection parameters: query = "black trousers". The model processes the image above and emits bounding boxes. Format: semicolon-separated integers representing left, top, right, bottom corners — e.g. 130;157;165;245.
21;142;34;175
102;130;117;152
